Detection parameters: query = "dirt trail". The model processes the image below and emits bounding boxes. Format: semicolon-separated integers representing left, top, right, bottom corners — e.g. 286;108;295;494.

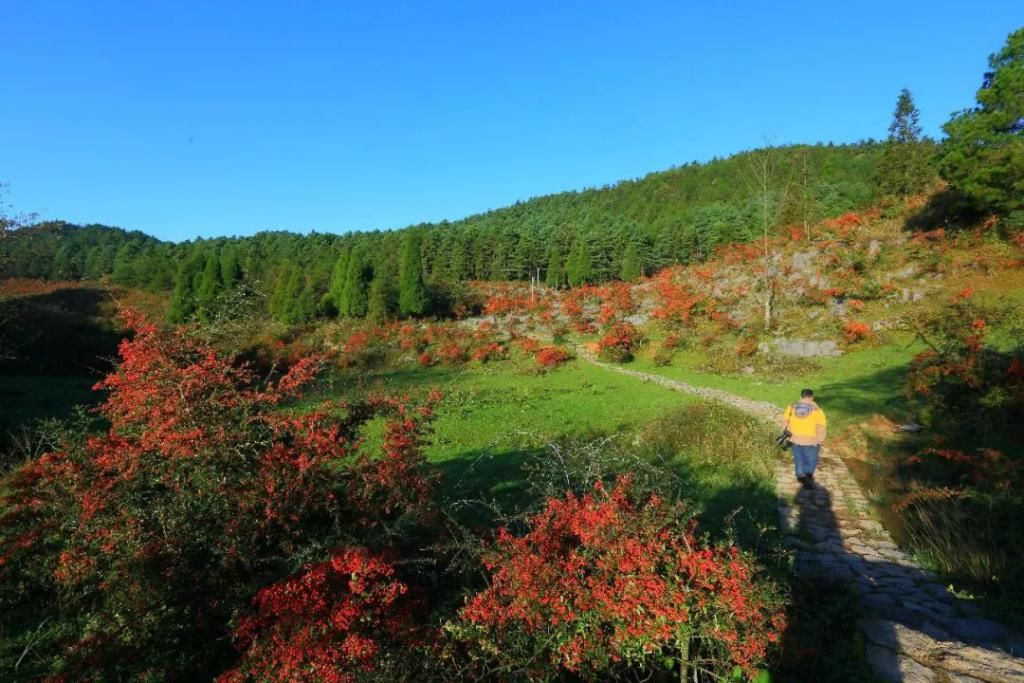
581;349;1024;682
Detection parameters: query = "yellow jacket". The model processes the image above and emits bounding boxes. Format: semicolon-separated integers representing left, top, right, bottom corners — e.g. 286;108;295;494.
781;400;827;446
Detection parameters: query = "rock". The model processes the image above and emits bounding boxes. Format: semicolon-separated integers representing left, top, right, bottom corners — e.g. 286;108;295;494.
868;239;882;257
894;265;918;280
791;249;819;272
771;338;842;358
807;309;821;320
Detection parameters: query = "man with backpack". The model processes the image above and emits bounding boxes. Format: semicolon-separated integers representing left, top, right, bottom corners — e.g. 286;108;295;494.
781;389;828;488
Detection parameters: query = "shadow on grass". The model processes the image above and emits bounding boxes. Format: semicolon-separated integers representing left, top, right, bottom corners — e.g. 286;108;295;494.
434;436;780;549
0;287;121;375
1;287;120;452
817;363;913;425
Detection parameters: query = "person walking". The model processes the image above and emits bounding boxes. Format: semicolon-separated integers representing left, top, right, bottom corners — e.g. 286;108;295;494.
781;389;827;488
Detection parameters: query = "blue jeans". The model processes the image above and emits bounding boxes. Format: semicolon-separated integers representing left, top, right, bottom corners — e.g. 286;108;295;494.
792;444;821;478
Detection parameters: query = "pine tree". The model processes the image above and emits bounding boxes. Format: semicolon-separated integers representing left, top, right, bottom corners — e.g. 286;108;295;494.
340;248;370;317
220;246;242;288
939;28;1024;215
545;244;564;288
398;232;427;317
620;243;642;281
566;236;593;287
367;260;397;322
167;254;203;323
877;88;932;197
325;247;350;316
194;252;223;319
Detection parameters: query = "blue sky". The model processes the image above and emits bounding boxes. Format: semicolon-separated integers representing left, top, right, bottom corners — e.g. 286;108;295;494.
3;2;1021;241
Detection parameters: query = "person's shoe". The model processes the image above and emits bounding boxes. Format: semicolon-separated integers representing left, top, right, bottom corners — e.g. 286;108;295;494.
801;475;815;489
796;474;807;485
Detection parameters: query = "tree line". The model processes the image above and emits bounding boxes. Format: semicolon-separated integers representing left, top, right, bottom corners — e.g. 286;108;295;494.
0;142;888;323
2;26;1021;324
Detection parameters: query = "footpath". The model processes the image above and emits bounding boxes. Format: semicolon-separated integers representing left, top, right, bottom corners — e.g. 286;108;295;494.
581;350;1024;682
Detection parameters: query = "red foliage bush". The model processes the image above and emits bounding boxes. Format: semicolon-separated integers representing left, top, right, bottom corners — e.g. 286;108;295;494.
0;310;440;679
651;277;706;326
535;346;571;368
437;341;467;364
449;477;784;679
596;322;642;362
470;342;506;363
841;321;872;343
220;548;415;683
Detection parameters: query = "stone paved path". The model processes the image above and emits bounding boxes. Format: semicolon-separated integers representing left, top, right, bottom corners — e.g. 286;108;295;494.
583;351;1024;682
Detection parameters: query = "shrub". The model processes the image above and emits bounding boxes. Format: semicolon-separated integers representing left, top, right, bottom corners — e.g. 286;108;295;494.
596;321;642;363
535;346;571;368
220;547;417;683
841;321;871;343
470;342;506;363
906;300;1023;435
436;341;467;364
0;310;440;680
447;477;784;681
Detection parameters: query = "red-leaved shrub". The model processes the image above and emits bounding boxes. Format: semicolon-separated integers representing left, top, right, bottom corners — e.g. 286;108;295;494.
448;477;784;680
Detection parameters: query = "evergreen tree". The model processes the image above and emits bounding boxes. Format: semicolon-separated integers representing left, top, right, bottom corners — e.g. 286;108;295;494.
220;246;242;288
340;248;370;317
167;255;203;323
325;247;350;315
367;259;397;322
939;28;1024;215
620;243;642;281
877;88;931;197
545;244;564;288
194;252;223;318
566;236;593;287
398;232;427;316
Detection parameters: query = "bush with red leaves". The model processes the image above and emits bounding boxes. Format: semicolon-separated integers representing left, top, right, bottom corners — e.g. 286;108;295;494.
220;548;417;683
535;346;572;368
841;321;871;344
596;321;643;362
447;477;784;681
0;310;440;681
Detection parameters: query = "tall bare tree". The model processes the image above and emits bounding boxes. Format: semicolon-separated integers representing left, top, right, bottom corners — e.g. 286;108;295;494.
747;144;788;330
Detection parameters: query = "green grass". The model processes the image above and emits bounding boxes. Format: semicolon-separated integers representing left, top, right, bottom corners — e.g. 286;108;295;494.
303;356;781;541
631;335;923;431
0;374;99;442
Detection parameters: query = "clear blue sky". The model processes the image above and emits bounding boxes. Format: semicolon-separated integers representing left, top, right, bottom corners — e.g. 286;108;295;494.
3;2;1021;241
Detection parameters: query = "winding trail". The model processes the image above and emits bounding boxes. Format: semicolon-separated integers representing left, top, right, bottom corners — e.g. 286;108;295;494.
581;349;1024;682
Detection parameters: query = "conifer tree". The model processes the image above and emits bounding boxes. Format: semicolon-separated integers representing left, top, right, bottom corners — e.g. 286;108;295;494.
340;248;370;317
545;244;564;288
620;243;642;281
566;237;593;287
326;247;350;315
398;232;427;317
220;246;242;287
368;259;397;322
194;252;223;318
166;254;204;323
877;88;931;197
939;28;1024;215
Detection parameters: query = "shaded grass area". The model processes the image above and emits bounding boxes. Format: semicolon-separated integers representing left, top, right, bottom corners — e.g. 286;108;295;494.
0;374;99;439
0;286;121;454
304;358;782;543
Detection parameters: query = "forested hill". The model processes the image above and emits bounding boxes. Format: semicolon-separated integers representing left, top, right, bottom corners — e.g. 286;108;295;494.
1;142;889;321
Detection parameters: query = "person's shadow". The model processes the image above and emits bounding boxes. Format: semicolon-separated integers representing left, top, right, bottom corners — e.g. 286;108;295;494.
780;453;1024;682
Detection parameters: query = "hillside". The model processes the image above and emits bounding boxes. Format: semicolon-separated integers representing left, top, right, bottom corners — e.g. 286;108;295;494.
0;143;887;320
